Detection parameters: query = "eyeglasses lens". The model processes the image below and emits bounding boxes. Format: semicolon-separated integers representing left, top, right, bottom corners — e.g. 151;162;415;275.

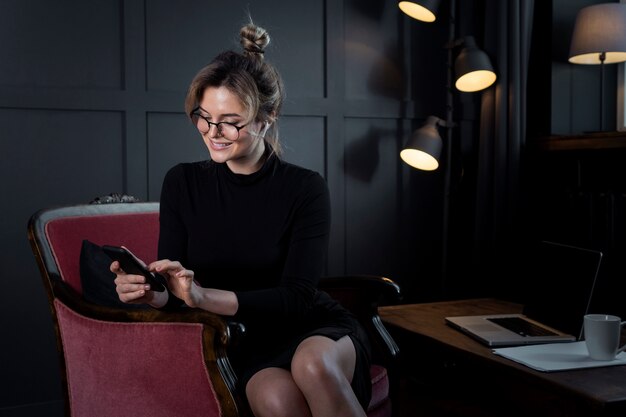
219;124;239;140
191;114;240;140
192;114;209;133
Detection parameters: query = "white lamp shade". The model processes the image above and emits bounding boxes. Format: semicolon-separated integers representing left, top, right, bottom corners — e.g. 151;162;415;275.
569;3;626;65
400;116;443;171
454;36;497;92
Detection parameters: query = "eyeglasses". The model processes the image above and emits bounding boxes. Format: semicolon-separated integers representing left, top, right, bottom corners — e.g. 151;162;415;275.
190;107;248;141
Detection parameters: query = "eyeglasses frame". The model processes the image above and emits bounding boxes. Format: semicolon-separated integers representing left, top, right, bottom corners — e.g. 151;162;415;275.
190;106;248;141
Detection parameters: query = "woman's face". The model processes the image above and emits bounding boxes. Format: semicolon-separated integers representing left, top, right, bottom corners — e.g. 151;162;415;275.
197;86;267;174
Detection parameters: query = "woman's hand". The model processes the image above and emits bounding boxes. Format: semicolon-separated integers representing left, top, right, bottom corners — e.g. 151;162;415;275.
149;259;202;308
111;260;168;308
144;259;238;315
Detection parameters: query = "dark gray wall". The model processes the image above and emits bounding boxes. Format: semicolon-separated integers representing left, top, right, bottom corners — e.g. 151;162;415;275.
1;0;450;414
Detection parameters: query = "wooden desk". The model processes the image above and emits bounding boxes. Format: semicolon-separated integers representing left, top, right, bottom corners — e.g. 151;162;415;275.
379;298;626;417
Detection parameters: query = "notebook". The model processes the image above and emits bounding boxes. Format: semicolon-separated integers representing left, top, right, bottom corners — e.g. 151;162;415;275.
445;241;603;347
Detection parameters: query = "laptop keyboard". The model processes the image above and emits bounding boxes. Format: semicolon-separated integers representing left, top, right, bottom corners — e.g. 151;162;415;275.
487;317;559;337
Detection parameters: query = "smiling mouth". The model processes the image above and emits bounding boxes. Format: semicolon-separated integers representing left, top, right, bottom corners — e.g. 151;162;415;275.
211;140;232;149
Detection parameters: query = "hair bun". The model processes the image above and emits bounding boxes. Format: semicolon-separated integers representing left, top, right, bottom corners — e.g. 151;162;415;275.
240;23;270;57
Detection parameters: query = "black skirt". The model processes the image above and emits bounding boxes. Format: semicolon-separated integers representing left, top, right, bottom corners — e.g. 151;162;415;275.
228;290;372;410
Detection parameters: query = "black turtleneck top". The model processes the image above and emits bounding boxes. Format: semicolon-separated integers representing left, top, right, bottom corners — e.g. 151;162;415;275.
157;154;330;323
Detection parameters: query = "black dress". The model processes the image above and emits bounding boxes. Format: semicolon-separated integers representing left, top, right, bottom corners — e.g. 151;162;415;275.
157;153;372;409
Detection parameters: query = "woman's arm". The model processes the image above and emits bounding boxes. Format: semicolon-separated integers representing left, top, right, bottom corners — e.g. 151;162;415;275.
149;259;238;316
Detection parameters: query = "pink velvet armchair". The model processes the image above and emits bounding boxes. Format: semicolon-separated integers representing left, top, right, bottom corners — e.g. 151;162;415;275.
28;199;400;417
28;201;244;417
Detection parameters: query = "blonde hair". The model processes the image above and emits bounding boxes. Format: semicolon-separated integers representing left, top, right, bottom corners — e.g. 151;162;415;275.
185;22;285;156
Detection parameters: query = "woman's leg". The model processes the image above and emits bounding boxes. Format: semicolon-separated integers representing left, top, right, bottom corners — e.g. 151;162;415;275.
246;335;366;417
291;335;367;417
246;367;312;417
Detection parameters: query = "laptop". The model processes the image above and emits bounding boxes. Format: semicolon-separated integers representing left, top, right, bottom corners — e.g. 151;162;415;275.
445;241;603;347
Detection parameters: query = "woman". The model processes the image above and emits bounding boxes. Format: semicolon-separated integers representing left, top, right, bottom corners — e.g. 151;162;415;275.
112;22;371;417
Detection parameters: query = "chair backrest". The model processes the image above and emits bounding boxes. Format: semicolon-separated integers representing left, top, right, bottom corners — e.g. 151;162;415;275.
29;202;159;295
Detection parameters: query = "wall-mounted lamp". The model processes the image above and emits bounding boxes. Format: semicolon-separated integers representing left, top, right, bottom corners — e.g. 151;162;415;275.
568;2;626;131
454;36;497;92
400;116;444;171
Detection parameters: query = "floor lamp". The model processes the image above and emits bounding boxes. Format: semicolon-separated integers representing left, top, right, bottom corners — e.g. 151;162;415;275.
399;0;496;296
568;3;626;132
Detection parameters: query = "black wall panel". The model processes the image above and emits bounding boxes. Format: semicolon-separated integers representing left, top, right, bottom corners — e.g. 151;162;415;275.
345;0;404;100
1;110;125;203
147;112;207;199
145;0;325;98
0;0;122;90
345;118;404;276
280;116;326;175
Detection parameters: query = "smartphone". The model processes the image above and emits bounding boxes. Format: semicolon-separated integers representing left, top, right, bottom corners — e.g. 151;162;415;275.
102;245;166;292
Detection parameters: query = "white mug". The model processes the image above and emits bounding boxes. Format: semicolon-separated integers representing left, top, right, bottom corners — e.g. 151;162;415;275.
583;314;626;360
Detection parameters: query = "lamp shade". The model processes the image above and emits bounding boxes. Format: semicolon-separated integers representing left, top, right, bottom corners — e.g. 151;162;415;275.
398;0;441;23
569;3;626;65
400;116;443;171
454;36;497;92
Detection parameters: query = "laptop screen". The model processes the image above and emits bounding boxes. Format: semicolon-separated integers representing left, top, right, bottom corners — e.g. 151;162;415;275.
522;241;602;340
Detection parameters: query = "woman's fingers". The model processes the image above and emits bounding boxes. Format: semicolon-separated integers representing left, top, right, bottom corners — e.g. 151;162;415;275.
110;260;121;274
175;268;194;278
118;288;147;303
149;259;193;281
116;282;150;293
115;278;151;301
115;278;151;303
113;272;148;286
150;259;181;274
111;261;146;282
110;260;154;304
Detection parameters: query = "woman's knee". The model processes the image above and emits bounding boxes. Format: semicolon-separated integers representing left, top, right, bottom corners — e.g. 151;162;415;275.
246;368;310;417
291;338;345;391
291;336;356;385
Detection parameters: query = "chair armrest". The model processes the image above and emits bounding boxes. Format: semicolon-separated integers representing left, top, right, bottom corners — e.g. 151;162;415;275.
319;275;401;303
52;279;244;346
318;275;402;364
